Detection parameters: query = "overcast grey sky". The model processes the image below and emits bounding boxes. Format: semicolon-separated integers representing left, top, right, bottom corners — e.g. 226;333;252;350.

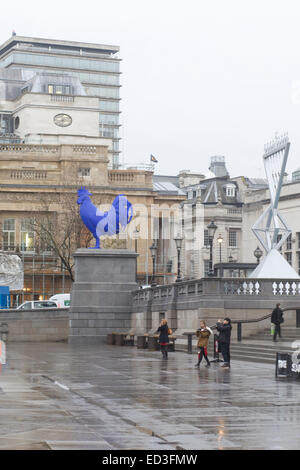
1;0;300;177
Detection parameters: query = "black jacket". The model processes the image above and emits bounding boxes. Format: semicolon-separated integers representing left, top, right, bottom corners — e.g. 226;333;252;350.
271;308;284;325
216;322;232;344
157;324;169;343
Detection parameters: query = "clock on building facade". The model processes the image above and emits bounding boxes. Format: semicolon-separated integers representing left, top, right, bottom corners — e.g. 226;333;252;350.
53;114;72;127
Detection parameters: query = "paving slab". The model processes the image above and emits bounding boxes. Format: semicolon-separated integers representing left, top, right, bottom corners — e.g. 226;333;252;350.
0;342;299;450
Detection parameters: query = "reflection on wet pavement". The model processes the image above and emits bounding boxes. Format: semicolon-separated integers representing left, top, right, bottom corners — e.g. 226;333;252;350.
0;343;299;450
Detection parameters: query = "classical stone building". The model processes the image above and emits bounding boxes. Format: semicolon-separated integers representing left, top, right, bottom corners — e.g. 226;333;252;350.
175;157;246;279
0;35;185;305
162;157;300;280
0;141;185;305
0;34;121;167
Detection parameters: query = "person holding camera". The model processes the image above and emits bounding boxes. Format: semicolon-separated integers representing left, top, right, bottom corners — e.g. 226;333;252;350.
195;320;211;368
216;317;232;369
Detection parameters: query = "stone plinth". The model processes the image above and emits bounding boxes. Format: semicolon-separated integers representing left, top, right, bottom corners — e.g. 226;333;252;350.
69;249;137;344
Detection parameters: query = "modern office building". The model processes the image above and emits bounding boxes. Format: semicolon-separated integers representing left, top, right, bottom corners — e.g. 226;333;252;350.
0;35;121;167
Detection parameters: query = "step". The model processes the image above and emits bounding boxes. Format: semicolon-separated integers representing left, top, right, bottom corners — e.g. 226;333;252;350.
230;342;293;351
229;354;275;365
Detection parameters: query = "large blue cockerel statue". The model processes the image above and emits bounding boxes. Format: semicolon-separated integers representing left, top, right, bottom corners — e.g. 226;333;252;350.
77;187;133;248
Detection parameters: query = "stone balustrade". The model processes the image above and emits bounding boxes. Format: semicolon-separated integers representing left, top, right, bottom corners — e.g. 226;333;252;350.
132;278;300;309
108;169;153;188
0;144;59;154
131;277;300;337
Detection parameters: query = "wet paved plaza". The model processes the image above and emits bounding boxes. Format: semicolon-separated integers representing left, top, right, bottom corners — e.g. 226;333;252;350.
0;342;299;450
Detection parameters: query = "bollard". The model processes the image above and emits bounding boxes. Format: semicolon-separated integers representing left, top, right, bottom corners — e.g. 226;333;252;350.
115;333;125;346
107;333;115;345
210;334;223;363
187;333;193;354
137;335;147;349
148;336;159;351
237;322;242;342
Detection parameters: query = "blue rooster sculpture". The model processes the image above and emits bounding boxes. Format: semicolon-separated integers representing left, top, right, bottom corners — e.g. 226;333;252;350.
77;187;133;249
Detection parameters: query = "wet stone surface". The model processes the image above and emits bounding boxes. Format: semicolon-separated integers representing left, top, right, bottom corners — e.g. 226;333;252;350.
0;342;299;450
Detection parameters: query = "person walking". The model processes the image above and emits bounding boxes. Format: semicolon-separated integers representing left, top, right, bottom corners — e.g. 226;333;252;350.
195;320;211;368
271;303;284;342
216;318;232;369
157;319;170;360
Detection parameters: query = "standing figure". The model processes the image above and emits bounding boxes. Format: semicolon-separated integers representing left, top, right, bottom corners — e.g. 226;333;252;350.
157;319;170;360
271;303;284;342
195;320;211;368
216;318;232;369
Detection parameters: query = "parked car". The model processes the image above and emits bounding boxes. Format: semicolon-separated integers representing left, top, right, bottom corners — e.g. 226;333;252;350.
49;293;70;308
16;300;58;310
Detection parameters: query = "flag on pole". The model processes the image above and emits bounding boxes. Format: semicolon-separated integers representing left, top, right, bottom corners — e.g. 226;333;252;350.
150;154;158;163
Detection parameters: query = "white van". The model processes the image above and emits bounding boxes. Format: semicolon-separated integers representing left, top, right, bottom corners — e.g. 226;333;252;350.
49;293;70;308
17;300;58;310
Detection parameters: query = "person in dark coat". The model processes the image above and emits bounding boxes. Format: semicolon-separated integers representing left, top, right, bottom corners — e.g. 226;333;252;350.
271;303;284;342
216;317;232;368
157;319;170;359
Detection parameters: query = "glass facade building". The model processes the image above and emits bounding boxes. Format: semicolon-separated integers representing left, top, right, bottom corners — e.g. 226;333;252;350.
0;36;121;168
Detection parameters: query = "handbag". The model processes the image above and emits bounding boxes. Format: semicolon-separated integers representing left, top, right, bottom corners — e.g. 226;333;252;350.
168;328;173;335
271;323;275;336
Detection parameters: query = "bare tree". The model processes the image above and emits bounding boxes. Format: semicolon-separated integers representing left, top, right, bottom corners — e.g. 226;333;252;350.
29;187;93;282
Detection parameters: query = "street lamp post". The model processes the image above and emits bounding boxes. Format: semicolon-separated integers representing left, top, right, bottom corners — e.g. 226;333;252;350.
174;234;183;282
254;246;263;264
217;234;223;263
134;226;140;253
207;220;218;277
149;242;158;287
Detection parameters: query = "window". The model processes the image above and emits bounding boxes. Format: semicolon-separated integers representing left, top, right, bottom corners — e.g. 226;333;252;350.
99;113;119;125
190;259;195;278
78;168;90;177
204;229;209;247
99;100;119;112
3;218;15;250
228;230;237;247
20;302;32;310
0;114;14;134
99;125;116;138
112;141;119;152
298;252;300;275
10;52;119;74
285;252;292;266
204;260;210;277
20;219;35;252
48;84;71;95
286;234;292;251
225;185;236;197
277;234;282;251
297;233;300;250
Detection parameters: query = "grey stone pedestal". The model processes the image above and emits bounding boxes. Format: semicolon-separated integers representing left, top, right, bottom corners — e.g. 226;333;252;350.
69;249;137;344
